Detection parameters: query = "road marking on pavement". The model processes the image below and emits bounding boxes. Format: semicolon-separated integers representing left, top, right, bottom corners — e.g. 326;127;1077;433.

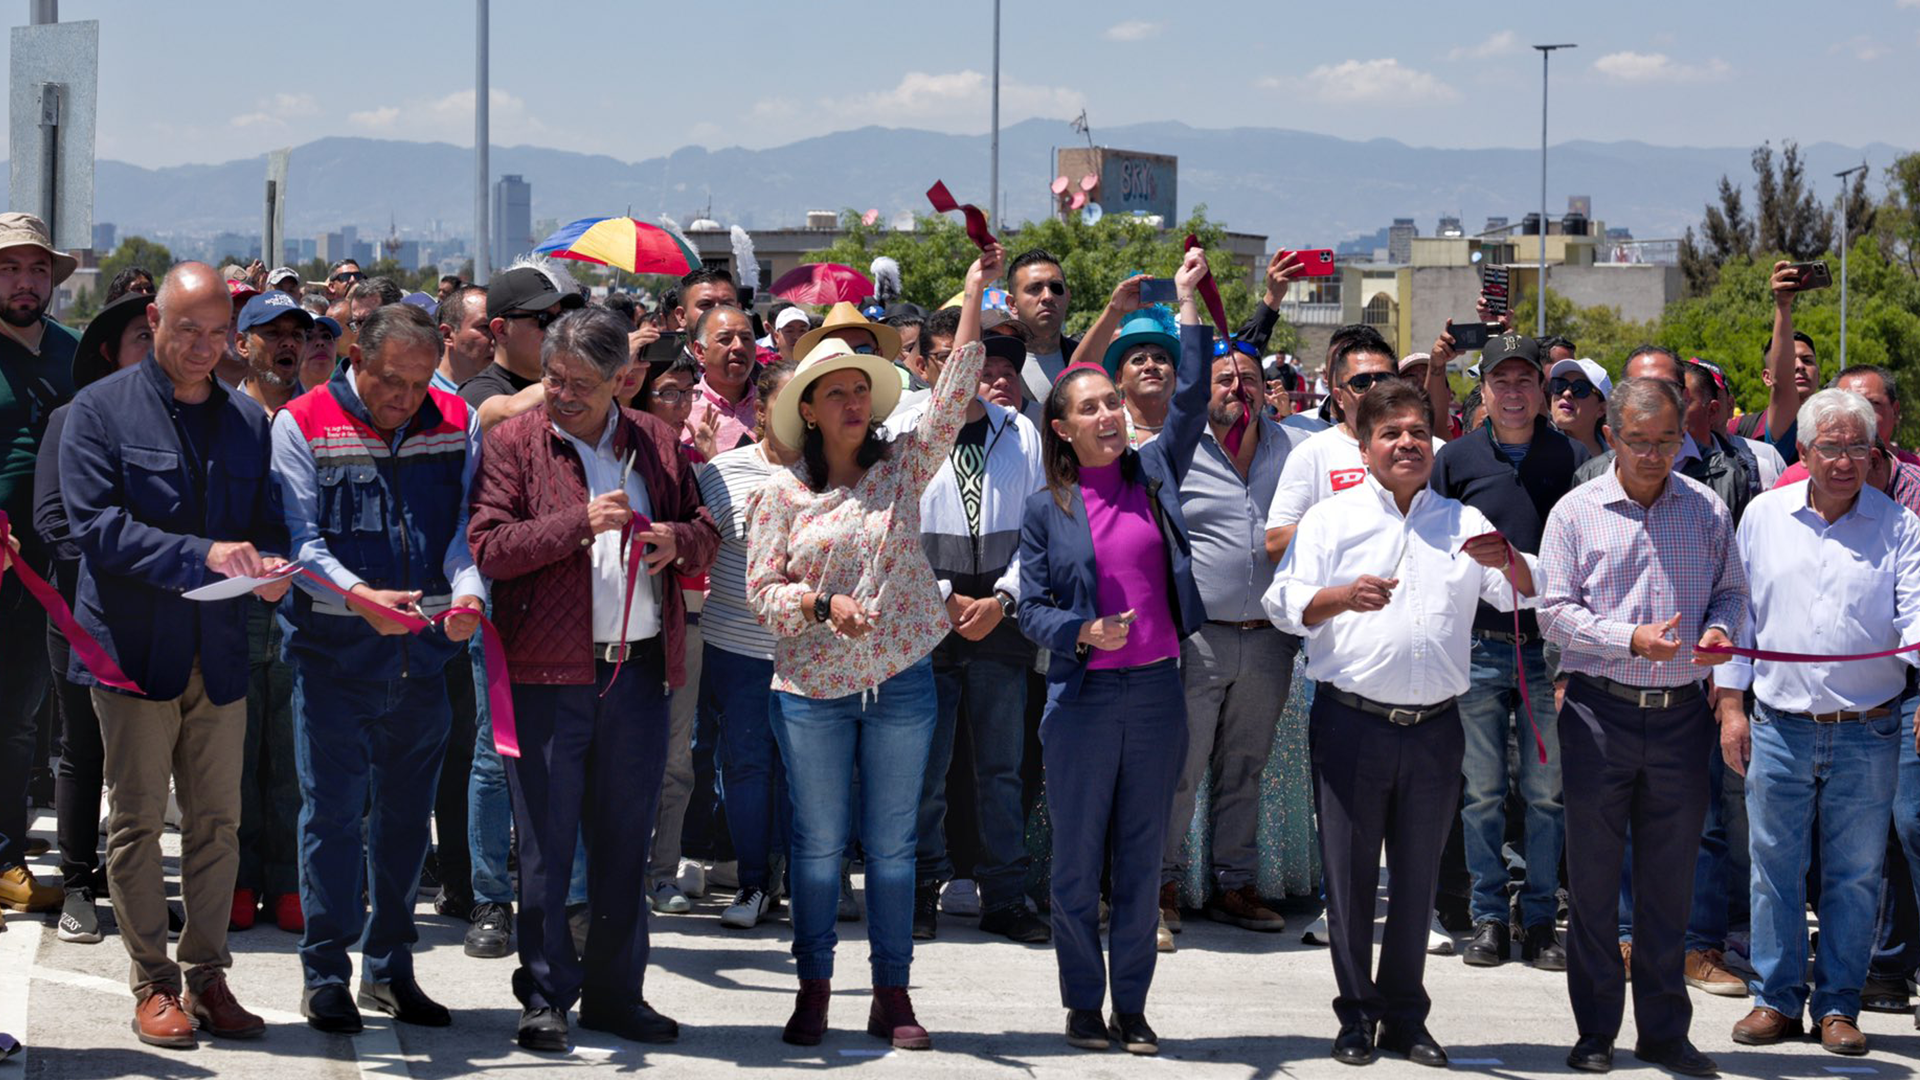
839;1048;894;1057
0;914;38;1076
1825;1068;1877;1074
1452;1058;1505;1066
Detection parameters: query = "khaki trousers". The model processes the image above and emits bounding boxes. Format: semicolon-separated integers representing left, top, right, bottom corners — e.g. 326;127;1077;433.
94;661;246;998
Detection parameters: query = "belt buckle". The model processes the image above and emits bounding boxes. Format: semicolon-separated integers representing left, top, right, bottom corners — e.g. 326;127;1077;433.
597;642;631;663
1636;688;1673;710
1810;711;1841;724
1386;707;1422;726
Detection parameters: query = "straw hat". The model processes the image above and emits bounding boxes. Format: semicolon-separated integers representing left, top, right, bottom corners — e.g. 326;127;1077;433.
789;301;901;366
771;335;903;449
0;212;76;285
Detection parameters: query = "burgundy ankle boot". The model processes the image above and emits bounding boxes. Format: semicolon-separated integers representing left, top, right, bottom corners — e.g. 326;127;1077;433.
867;985;931;1050
782;979;831;1046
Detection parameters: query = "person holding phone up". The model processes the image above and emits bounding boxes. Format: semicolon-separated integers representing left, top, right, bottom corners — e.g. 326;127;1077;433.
1015;246;1216;1057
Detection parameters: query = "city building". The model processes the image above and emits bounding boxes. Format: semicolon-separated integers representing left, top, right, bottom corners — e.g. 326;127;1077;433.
91;222;116;254
491;174;533;269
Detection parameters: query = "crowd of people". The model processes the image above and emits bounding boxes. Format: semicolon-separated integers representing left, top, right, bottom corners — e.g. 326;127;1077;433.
0;204;1918;1073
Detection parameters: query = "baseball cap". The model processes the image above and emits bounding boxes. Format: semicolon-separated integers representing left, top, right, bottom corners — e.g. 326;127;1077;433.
486;265;587;321
1686;356;1728;393
1549;357;1613;399
266;266;300;287
312;315;343;339
227;279;260;305
773;306;812;332
1479;332;1543;374
1399;351;1433;374
237;290;316;334
401;291;438;312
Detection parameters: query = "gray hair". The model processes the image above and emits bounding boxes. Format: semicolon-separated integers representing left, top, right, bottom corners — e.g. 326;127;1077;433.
691;303;749;346
357;303;441;364
1796;388;1875;446
1606;376;1685;433
506;253;580;299
299;292;330;316
541;306;630;381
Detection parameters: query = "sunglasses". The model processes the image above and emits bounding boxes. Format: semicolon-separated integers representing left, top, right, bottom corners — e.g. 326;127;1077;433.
503;309;560;330
1344;371;1403;394
329;271;366;284
1550;376;1599;399
848;344;877;355
1212;338;1260;360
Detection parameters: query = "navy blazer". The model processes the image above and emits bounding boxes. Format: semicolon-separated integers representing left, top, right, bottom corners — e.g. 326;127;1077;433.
59;356;286;705
1018;322;1212;699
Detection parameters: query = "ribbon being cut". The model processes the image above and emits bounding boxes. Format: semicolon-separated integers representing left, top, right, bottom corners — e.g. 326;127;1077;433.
926;181;997;250
0;510;143;694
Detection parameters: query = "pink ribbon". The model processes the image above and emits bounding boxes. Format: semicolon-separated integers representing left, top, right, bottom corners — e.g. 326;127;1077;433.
601;514;655;698
1460;531;1546;765
1180;234;1252;456
0;511;144;694
926;181;997;250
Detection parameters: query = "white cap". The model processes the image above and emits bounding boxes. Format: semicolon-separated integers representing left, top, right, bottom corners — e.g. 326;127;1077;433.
266;266;300;286
773;306;812;332
1549;357;1612;399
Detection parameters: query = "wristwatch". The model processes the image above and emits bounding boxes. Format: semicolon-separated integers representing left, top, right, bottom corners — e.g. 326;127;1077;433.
813;592;834;624
995;591;1016;619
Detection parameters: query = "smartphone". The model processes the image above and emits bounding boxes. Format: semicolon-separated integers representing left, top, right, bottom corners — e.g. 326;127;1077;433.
1450;322;1493;351
639;330;686;363
1788;261;1833;291
1280;248;1338;277
1138;278;1177;304
1480;265;1510;316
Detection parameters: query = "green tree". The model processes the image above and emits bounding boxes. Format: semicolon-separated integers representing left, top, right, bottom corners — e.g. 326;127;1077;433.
1510;288;1660;377
1678;140;1837;297
97;236;174;292
1875;151;1920;279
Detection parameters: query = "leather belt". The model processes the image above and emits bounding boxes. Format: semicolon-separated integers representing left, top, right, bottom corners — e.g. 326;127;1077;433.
1207;619;1271;631
1806;704;1893;724
1573;673;1703;710
1320;685;1456;727
593;638;658;664
1474;628;1531;646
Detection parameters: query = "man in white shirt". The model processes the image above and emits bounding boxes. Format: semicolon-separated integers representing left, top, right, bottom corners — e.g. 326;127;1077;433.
1265;380;1536;1069
1715;388;1920;1057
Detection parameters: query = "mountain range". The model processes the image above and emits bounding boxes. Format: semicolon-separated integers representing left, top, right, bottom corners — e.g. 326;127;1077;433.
14;118;1910;250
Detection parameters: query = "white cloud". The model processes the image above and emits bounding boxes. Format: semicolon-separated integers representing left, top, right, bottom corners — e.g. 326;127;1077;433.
1900;0;1920;9
1592;51;1731;83
748;70;1083;134
347;105;401;130
228;92;321;130
1103;20;1160;42
1259;59;1458;104
343;88;563;147
1830;35;1891;61
1448;31;1520;61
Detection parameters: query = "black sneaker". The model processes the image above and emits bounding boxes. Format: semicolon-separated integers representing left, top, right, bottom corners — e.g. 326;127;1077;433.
979;903;1051;944
434;888;474;922
1524;922;1568;971
518;1006;569;1053
1463;920;1509;967
911;882;939;941
58;887;102;944
465;901;514;959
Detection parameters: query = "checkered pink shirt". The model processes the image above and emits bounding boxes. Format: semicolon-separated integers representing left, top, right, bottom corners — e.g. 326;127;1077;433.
1538;466;1748;688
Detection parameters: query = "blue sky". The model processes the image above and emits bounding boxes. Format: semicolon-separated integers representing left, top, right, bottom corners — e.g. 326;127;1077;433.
8;0;1917;168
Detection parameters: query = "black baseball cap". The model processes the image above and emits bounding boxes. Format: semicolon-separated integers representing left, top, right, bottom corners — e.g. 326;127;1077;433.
486;266;587;321
1479;332;1543;374
982;334;1025;367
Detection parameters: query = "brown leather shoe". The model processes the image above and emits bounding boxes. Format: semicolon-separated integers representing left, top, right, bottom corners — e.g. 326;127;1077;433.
1818;1015;1867;1056
133;990;196;1048
1158;881;1181;934
0;865;61;912
1684;949;1746;995
1206;884;1286;932
1620;941;1632;982
1731;1006;1803;1045
184;970;265;1039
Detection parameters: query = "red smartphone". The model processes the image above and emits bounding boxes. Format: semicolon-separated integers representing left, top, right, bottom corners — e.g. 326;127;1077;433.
1280;248;1338;277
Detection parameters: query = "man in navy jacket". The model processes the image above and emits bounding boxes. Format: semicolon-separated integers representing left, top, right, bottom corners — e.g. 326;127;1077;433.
60;263;290;1049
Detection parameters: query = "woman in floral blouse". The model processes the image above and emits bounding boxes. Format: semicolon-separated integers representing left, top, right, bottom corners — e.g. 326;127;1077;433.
747;246;999;1051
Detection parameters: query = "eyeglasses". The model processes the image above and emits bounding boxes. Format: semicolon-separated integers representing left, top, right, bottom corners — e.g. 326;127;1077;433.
1550;377;1599;399
329;271;366;284
650;388;688;405
1810;441;1872;462
540;373;608;398
1620;438;1685;459
503;309;560;330
926;349;953;366
1344;371;1402;394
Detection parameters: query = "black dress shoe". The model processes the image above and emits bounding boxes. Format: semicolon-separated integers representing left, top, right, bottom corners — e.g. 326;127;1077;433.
1463;921;1509;967
1378;1022;1448;1067
434;889;474;922
1333;1021;1377;1065
1633;1039;1717;1077
578;1000;679;1044
357;978;451;1027
1523;923;1567;971
517;1006;569;1053
301;984;364;1034
980;904;1051;944
1065;1008;1108;1050
1568;1035;1614;1072
1106;1012;1158;1055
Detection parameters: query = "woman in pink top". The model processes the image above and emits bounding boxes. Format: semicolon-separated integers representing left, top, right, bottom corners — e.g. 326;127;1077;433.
746;246;999;1051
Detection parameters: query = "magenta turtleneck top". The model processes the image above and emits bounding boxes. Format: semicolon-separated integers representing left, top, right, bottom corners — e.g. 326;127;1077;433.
1078;460;1179;670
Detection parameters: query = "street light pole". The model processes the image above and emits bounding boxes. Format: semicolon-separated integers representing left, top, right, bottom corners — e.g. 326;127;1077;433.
1834;163;1867;369
474;0;490;285
990;0;1000;230
1533;43;1575;339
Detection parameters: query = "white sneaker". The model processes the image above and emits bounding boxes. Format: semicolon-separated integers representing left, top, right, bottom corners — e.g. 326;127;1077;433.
708;860;739;891
1301;913;1330;946
720;887;771;929
939;878;981;917
1427;916;1456;956
650;879;691;915
675;858;707;899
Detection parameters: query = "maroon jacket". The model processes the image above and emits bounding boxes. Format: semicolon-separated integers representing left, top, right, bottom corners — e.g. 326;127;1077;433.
469;406;718;688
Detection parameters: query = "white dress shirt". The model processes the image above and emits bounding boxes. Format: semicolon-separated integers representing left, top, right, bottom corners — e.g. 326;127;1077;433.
1717;480;1920;714
553;412;661;645
1264;475;1537;707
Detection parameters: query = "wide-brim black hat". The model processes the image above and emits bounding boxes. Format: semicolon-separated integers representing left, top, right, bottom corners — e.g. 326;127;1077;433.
74;291;155;389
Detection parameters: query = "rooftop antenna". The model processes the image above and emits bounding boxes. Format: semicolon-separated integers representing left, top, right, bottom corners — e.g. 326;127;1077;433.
1070;109;1093;150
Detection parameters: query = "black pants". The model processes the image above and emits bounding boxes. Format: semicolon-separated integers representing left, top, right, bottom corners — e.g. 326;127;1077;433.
433;654;479;905
1310;691;1464;1029
0;571;51;868
49;612;104;891
505;648;670;1015
1560;677;1712;1048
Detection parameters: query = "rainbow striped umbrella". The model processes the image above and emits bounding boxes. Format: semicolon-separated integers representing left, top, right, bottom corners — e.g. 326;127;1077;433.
534;216;701;276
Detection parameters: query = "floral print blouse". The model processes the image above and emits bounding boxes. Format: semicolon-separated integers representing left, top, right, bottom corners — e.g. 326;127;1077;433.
746;340;986;698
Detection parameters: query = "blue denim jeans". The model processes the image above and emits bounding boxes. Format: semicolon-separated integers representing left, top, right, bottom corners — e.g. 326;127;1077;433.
1870;694;1920;979
772;657;936;985
917;655;1030;910
1457;636;1561;927
1747;701;1901;1020
291;667;450;988
705;643;787;892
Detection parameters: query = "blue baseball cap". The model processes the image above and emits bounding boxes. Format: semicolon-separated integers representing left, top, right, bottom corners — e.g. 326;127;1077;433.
402;291;437;311
237;290;315;335
312;315;343;338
